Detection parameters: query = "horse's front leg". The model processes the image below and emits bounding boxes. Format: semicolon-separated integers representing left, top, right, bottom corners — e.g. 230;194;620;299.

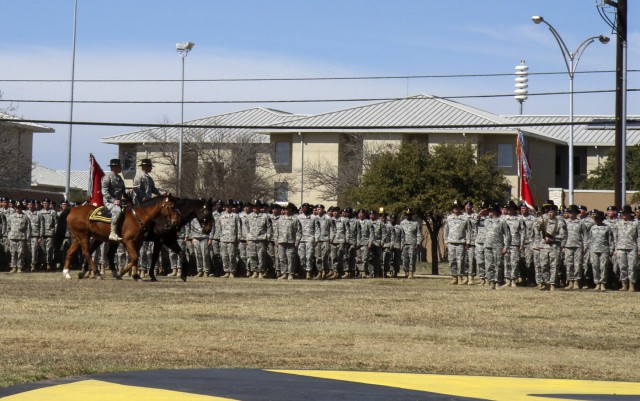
147;240;162;282
124;240;141;281
63;239;80;279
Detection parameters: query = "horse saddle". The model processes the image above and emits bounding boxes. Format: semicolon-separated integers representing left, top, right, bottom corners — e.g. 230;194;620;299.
89;206;112;223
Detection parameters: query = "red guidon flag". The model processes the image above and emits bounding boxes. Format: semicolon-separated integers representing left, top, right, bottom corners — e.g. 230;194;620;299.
88;153;105;207
516;132;535;210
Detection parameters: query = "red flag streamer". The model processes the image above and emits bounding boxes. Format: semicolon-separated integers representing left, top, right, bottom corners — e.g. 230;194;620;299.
517;132;536;210
88;153;105;207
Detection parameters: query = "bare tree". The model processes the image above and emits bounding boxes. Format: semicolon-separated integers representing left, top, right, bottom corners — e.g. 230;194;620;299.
304;133;398;205
141;119;287;201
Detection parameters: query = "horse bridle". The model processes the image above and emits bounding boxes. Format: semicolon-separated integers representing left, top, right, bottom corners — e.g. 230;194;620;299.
131;197;178;230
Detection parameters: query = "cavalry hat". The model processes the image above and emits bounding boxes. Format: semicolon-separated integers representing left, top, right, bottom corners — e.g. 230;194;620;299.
138;158;153;167
108;159;122;167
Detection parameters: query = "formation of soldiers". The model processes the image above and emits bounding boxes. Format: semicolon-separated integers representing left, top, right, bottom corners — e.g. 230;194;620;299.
0;197;72;273
177;200;424;280
445;199;640;292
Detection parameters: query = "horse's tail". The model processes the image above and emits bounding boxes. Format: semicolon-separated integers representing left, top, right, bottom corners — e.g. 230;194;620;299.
54;207;72;249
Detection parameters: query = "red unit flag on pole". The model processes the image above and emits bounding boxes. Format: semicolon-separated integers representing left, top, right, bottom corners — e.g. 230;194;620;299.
517;132;536;210
88;153;105;207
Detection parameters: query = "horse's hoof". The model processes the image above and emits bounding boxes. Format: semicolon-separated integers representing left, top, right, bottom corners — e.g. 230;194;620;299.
132;274;141;281
150;277;158;282
78;272;84;279
180;275;187;282
115;275;123;280
64;273;72;279
95;274;103;280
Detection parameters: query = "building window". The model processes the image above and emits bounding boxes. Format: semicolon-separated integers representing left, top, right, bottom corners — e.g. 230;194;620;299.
274;182;289;202
497;144;513;167
275;142;290;165
573;156;582;175
123;151;136;173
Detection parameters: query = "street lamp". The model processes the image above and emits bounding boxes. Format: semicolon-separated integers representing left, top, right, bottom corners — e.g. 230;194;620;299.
532;16;609;205
176;41;195;196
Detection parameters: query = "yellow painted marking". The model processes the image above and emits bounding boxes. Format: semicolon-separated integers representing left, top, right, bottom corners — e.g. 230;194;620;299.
271;370;640;401
0;379;238;401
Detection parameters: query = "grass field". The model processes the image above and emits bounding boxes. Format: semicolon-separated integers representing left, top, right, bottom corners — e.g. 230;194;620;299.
2;263;640;389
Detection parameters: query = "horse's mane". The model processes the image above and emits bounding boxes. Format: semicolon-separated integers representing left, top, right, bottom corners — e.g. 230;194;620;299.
134;195;171;208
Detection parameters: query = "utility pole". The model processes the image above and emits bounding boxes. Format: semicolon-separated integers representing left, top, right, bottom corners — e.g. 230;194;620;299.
599;0;627;206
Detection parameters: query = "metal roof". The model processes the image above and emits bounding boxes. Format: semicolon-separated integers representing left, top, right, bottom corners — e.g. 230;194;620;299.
261;94;564;144
503;115;640;146
31;165;85;189
101;107;304;145
0;112;54;133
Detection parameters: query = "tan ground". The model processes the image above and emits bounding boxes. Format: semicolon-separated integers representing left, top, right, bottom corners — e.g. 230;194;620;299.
1;266;639;388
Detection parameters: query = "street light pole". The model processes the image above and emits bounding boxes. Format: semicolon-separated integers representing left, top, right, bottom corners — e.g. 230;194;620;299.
532;16;609;205
65;0;78;201
176;41;195;197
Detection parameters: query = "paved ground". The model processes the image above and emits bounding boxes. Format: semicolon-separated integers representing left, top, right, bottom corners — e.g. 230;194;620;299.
1;369;639;400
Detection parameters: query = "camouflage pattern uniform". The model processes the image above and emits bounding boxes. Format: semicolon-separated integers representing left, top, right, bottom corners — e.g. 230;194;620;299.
39;205;58;270
24;206;42;271
355;217;373;276
465;211;478;279
539;216;567;287
580;213;596;283
520;212;538;284
219;210;240;276
369;216;385;277
8;209;31;271
246;209;271;276
474;214;487;281
315;213;332;276
101;170;127;238
588;222;614;288
503;214;524;283
445;212;469;278
132;170;161;204
400;216;422;274
237;209;250;275
273;213;302;278
562;217;587;285
389;220;404;277
614;217;640;286
483;214;511;285
297;213;316;275
268;210;281;275
210;209;223;274
330;212;348;276
186;217;211;276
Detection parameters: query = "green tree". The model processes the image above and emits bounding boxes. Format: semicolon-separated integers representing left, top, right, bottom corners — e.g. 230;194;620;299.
349;142;510;274
579;145;640;191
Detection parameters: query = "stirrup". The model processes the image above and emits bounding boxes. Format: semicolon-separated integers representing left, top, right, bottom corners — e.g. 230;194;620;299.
109;232;122;241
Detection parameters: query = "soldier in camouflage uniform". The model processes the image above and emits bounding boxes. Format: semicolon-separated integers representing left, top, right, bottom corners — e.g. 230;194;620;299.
519;203;538;286
368;209;385;278
579;205;595;287
8;201;30;273
186;215;211;277
219;200;240;278
502;201;524;287
268;204;282;277
445;200;469;285
39;198;57;271
482;204;511;290
400;209;422;278
207;200;224;276
101;159;127;241
587;211;614;291
614;205;639;291
538;205;567;291
315;205;332;279
24;200;42;272
297;203;316;279
246;200;271;278
463;201;477;285
329;207;347;278
237;202;250;276
562;205;587;290
355;209;373;278
0;198;7;271
605;205;620;287
345;207;359;277
380;211;393;277
273;203;302;280
131;159;163;205
388;213;404;278
474;202;488;285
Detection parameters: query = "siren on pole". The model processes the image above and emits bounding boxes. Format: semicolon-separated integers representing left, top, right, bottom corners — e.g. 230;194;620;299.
514;60;529;114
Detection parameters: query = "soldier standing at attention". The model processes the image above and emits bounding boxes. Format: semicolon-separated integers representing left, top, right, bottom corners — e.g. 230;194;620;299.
400;208;422;279
315;205;332;279
605;205;620;287
273;203;302;280
587;211;614;291
614;205;640;292
501;201;523;287
368;209;385;278
207;200;223;276
579;206;596;286
329;207;346;278
237;202;250;277
355;209;374;278
482;204;511;290
380;210;393;278
297;203;316;279
186;215;212;278
563;205;587;290
8;201;31;273
388;213;404;278
219;200;240;278
101;159;127;242
268;204;282;277
539;205;567;291
520;202;538;286
0;198;7;271
474;202;489;285
24;200;42;271
445;200;469;285
345;207;359;278
39;198;57;271
246;200;271;278
463;201;477;285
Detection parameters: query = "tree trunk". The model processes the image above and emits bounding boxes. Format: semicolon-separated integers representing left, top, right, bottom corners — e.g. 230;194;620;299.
425;224;442;275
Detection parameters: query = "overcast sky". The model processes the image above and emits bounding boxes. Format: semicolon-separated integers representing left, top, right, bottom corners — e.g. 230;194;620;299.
0;0;637;170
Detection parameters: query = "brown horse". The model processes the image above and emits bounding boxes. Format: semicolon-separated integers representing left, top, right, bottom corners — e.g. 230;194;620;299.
54;195;180;281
